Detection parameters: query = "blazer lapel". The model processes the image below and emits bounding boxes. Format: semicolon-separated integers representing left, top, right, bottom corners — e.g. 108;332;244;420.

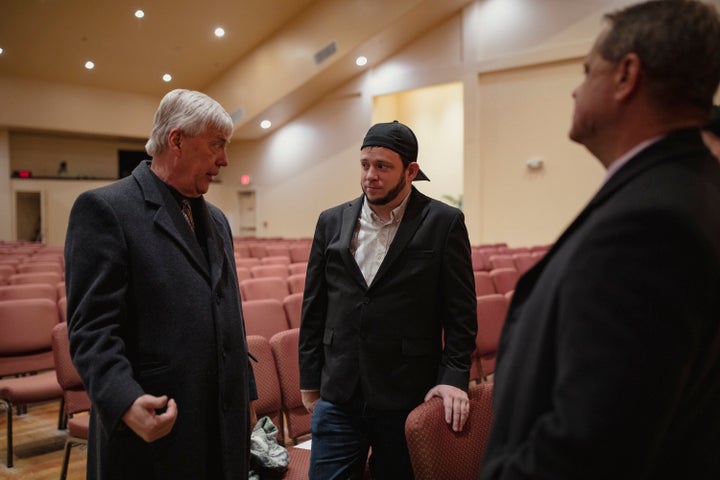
339;196;369;289
132;162;211;281
371;187;429;287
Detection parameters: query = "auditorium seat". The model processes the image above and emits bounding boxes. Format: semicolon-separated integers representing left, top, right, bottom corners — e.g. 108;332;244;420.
246;335;285;444
270;328;311;445
242;299;290;339
471;250;490;271
16;261;63;276
0;283;57;302
240;277;290;303
405;382;494;480
512;252;538;275
51;322;90;479
288;263;308;275
251;264;290;279
288;244;311;264
287;273;306;294
473;271;496;297
488;254;515;270
475;294;509;379
489;268;519;295
261;255;291;266
8;272;62;286
283;293;304;329
0;298;64;467
235;257;262;269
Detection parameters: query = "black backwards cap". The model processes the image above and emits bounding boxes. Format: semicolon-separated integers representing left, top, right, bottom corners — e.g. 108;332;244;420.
361;120;430;181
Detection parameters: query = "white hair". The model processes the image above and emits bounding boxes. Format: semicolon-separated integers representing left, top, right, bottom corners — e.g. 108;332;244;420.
145;89;233;157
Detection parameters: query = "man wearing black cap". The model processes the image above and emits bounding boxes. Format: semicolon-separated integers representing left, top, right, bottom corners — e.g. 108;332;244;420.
299;120;477;479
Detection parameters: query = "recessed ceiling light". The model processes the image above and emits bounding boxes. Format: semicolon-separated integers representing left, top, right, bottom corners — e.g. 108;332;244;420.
162;73;172;82
260;120;272;129
0;48;4;55
134;10;145;19
85;61;95;70
214;27;225;38
355;56;368;67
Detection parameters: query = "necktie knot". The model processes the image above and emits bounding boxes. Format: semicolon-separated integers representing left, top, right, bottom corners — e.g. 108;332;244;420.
181;199;195;232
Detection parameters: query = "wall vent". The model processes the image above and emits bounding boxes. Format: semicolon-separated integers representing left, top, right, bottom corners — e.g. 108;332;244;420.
314;41;337;65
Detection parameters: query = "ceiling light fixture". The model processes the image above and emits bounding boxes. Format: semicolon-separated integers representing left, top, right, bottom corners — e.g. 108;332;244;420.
0;47;4;55
134;10;145;19
85;61;95;70
162;73;172;82
214;27;225;38
260;120;272;129
355;56;368;67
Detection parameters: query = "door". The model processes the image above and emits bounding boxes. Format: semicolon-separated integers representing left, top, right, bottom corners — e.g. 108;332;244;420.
15;191;43;241
237;190;256;236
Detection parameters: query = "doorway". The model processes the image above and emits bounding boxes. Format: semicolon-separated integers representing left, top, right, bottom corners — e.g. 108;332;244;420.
237;190;257;236
15;191;43;242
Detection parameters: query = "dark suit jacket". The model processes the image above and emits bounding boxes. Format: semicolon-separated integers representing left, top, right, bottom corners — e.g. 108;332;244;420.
480;129;720;479
299;187;477;411
65;161;256;480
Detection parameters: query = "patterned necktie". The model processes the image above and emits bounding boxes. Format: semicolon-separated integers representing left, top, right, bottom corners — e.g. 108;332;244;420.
181;199;195;233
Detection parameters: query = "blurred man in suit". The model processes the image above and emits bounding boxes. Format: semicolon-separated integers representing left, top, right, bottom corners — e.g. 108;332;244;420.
480;1;720;479
299;121;477;479
65;89;256;480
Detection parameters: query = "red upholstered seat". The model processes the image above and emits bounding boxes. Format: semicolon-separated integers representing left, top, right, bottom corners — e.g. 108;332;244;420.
405;382;494;480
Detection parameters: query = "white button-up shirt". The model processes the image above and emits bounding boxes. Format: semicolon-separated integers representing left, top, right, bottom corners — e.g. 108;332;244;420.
351;192;410;286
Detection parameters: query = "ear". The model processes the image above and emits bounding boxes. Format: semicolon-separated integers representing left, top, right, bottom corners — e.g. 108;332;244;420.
407;162;420;180
168;129;182;152
614;52;641;102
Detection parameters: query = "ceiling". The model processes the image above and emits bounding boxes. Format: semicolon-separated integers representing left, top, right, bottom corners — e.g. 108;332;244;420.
0;0;473;139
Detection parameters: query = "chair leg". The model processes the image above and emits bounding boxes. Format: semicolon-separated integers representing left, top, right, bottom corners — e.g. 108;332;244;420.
1;399;13;468
58;397;67;430
60;439;72;480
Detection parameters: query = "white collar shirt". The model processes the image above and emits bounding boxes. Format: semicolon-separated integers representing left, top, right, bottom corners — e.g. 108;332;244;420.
351;192;411;286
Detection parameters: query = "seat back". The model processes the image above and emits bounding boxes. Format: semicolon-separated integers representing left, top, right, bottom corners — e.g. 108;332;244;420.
287;273;306;294
489;268;519;295
405;382;494;480
17;261;63;275
250;264;289;279
282;292;303;329
240;277;290;302
246;335;284;443
270;328;311;442
51;322;91;415
475;294;509;378
0;283;57;302
488;254;515;270
473;271;496;297
288;244;311;264
242;299;290;339
288;262;307;275
8;271;62;286
0;298;58;376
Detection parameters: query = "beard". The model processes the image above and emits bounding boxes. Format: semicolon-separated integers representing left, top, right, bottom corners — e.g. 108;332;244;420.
365;173;407;206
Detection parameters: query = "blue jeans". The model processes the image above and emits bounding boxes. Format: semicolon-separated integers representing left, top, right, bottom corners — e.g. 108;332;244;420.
309;396;414;480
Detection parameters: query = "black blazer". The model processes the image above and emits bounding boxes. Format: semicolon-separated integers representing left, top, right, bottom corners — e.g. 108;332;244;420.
299;187;477;411
65;161;255;480
480;129;720;479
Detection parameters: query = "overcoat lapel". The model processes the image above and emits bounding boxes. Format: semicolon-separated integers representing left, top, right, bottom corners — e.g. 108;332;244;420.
132;162;211;281
203;204;227;290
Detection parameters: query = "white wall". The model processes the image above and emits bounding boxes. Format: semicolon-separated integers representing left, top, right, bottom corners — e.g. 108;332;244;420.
3;0;718;247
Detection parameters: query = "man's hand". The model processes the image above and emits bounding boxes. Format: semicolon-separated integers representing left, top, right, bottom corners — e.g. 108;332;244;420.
122;394;178;442
301;390;321;413
424;384;470;432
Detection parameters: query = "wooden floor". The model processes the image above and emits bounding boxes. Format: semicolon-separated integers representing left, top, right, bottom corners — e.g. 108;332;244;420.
0;400;87;480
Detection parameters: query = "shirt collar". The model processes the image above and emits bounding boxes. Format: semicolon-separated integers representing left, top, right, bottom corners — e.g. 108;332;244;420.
603;135;664;184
